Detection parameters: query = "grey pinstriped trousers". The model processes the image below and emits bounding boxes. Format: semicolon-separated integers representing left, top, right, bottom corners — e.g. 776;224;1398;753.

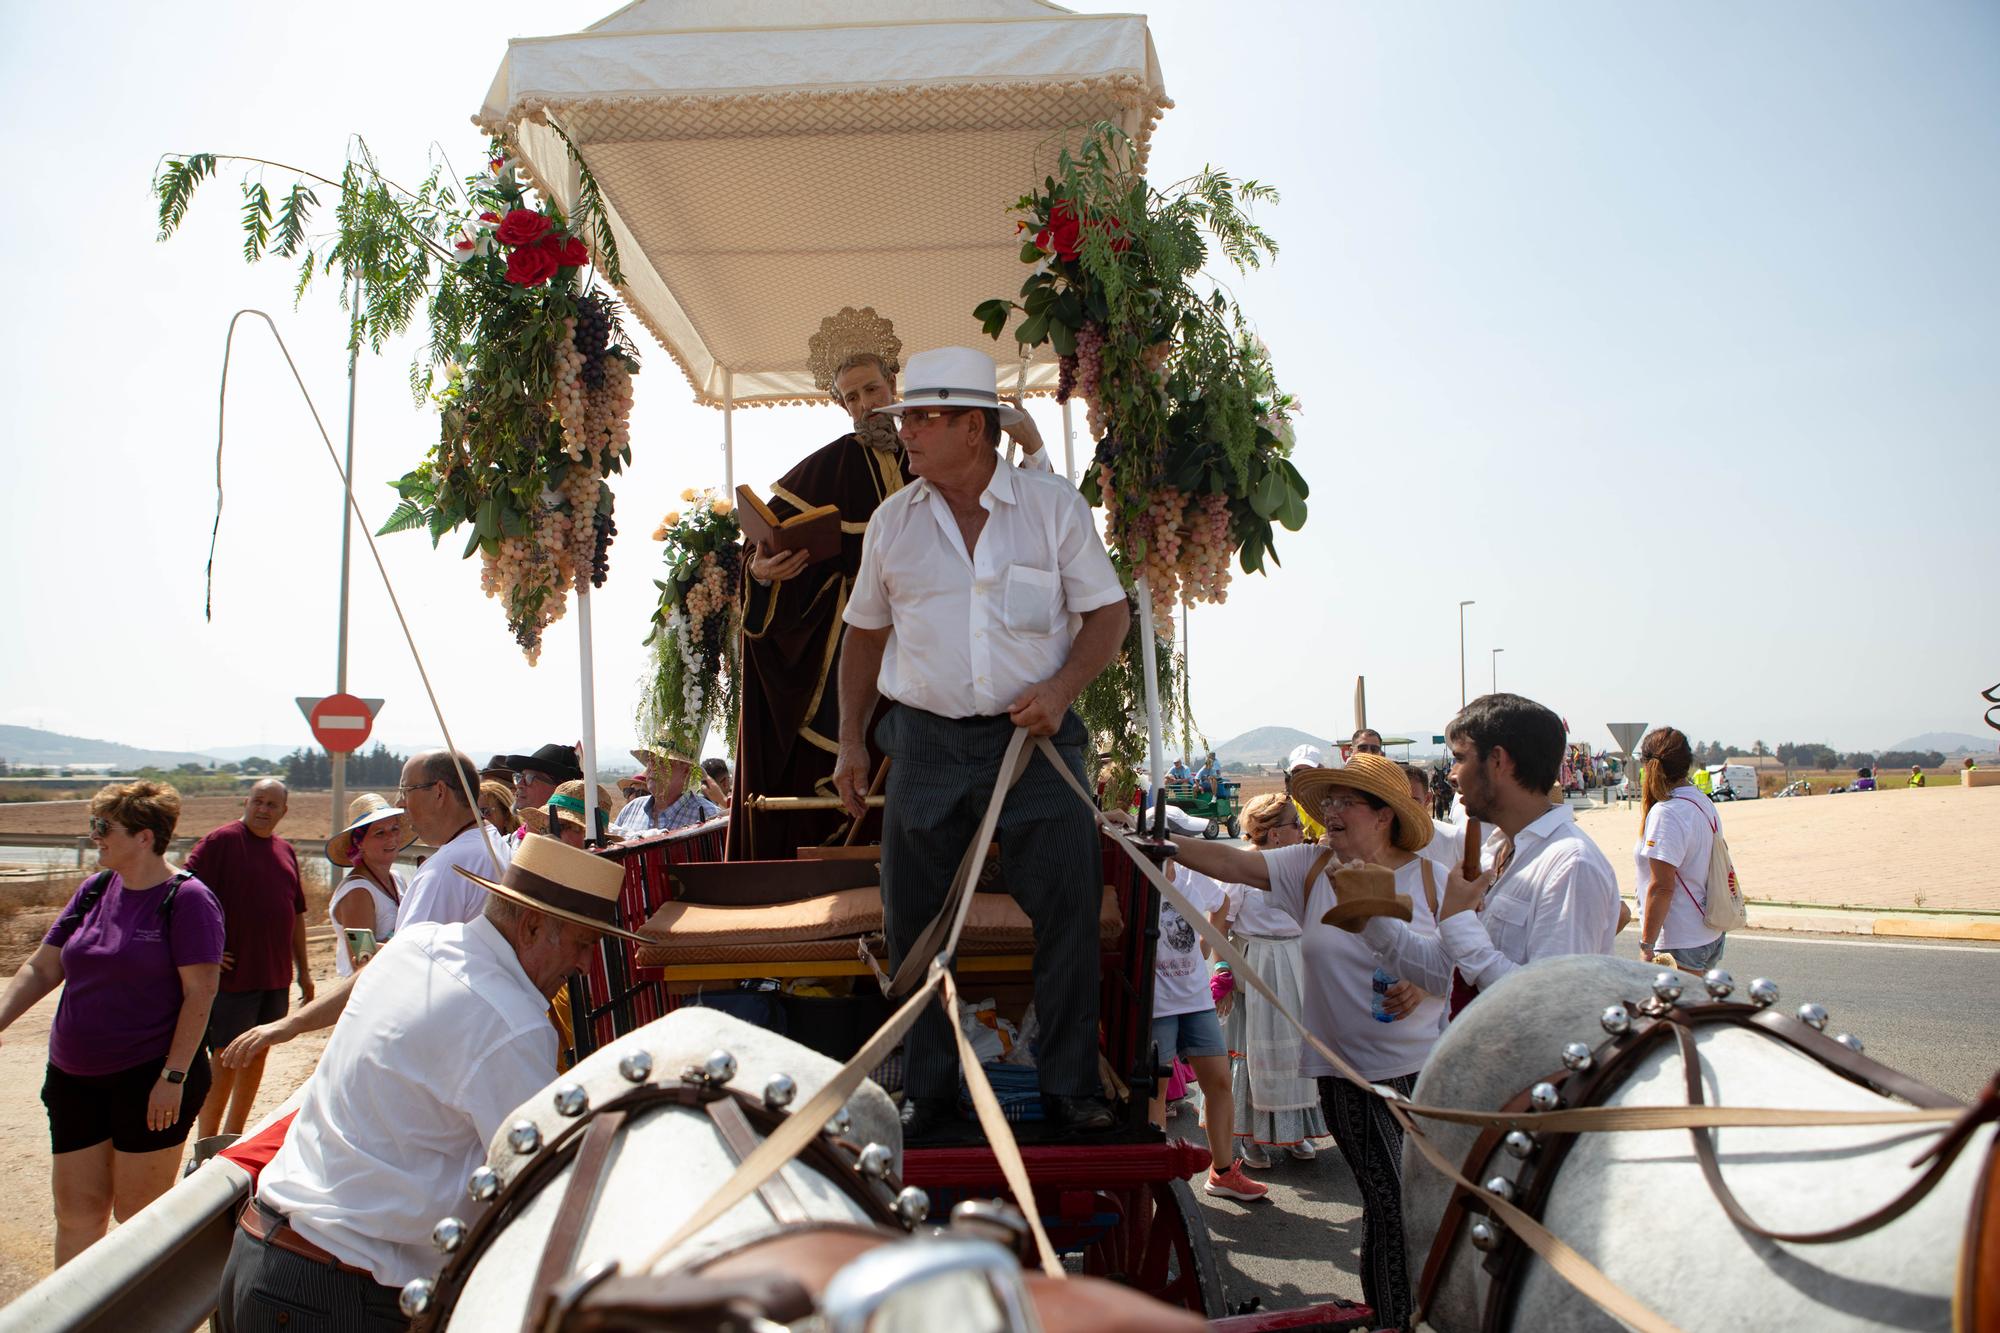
878;704;1103;1102
217;1207;408;1331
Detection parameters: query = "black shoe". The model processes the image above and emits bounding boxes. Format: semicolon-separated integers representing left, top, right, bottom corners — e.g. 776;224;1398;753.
1050;1095;1117;1133
900;1097;960;1142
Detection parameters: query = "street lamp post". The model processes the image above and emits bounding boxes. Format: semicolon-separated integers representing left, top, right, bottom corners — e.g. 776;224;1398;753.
1458;600;1475;707
1491;647;1505;693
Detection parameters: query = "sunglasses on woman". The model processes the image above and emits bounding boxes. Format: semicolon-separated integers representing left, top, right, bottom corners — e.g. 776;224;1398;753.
88;817;117;838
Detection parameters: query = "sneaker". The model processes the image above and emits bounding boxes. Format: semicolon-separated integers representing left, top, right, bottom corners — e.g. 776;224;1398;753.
1204;1160;1270;1201
1286;1140;1317;1162
1237;1141;1274;1170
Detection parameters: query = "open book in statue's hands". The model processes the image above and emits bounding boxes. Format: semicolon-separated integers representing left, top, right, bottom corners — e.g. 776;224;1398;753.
736;485;843;564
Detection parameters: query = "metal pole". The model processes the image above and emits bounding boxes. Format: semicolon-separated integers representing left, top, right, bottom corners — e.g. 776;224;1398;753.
578;586;600;841
1135;576;1166;800
1180;596;1191;761
331;274;361;836
722;371;735;496
1458;599;1474;710
1060;399;1076;484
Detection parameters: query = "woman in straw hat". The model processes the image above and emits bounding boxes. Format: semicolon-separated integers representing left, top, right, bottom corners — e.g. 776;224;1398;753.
1218;792;1331;1171
326;794;411;976
1168;753;1444;1331
525;779;622;847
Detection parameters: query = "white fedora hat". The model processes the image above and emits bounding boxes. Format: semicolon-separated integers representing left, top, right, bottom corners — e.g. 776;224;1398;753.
872;347;1024;427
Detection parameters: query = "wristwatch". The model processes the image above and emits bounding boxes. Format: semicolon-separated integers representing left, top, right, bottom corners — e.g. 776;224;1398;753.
161;1068;187;1085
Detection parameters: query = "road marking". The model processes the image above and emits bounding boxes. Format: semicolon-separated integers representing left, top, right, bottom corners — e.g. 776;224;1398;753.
1733;933;2000;955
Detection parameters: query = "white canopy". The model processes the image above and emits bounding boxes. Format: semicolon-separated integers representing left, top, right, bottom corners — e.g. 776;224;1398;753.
479;0;1170;407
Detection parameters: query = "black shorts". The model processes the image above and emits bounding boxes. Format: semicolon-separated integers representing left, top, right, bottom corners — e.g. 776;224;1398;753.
43;1050;212;1155
206;987;289;1049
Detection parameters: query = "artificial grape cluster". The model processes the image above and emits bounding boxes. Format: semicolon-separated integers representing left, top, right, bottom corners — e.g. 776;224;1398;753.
589;510;615;588
1095;467;1238;637
1056;353;1078;403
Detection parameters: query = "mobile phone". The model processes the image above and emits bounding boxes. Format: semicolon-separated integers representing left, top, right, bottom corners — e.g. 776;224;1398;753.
343;927;378;964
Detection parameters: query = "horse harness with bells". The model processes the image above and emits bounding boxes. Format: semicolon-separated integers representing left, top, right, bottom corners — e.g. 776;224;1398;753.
1416;969;2000;1333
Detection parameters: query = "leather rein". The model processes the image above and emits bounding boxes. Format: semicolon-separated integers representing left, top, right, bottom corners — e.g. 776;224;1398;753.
1416;991;2000;1332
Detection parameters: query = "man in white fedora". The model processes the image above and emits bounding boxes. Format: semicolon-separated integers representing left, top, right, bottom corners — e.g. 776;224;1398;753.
834;346;1130;1140
219;836;644;1331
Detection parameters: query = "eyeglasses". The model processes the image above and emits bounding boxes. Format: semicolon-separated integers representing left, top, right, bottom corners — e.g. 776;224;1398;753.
513;770;554;789
898;407;970;427
1320;795;1378;814
396;780;440;800
89;817;115;838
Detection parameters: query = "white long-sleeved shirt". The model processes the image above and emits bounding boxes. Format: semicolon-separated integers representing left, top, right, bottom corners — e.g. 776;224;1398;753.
1360;803;1618;993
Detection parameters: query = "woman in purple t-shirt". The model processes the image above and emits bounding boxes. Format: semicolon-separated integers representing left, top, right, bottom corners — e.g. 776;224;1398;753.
0;781;223;1266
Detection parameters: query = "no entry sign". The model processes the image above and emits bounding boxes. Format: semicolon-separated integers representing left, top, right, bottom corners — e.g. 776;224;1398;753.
296;694;382;753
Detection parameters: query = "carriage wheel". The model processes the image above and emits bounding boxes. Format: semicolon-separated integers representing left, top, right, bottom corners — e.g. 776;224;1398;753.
1203;820;1221;840
1227;817;1241;839
1082;1178;1226;1316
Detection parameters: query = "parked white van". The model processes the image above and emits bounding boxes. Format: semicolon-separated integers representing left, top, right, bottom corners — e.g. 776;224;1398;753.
1706;763;1760;800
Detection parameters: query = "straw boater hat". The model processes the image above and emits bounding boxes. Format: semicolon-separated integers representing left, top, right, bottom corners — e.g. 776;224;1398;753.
630;740;696;769
327;793;410;868
871;348;1025;428
1289;753;1435;853
520;781;619;838
453;833;649;944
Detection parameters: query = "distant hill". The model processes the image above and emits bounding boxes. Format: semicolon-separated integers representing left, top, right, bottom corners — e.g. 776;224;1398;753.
0;725;214;769
1214;726;1338;766
1886;731;1993;755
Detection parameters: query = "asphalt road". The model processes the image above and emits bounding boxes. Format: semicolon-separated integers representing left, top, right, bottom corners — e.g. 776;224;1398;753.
1181;930;2000;1320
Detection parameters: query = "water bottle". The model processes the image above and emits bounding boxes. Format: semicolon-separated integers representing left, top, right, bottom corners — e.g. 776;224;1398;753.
1371;968;1397;1023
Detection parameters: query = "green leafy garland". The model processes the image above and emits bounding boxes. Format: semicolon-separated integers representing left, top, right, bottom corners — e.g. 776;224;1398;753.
637;491;745;758
153;135;639;661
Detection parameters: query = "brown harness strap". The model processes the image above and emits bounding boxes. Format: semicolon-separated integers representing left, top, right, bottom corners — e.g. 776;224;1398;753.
707;1095;809;1227
523;1110;626;1333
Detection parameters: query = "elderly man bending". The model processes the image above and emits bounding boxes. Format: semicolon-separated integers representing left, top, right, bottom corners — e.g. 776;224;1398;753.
217;836;645;1330
833;347;1129;1141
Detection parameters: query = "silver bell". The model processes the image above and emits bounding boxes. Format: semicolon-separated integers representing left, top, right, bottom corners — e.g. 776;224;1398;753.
824;1106;853;1139
701;1049;738;1086
1651;971;1684;1003
507;1119;543;1155
856;1142;895;1180
1703;969;1735;999
552;1082;589;1118
763;1074;797;1110
1835;1032;1864;1053
618;1048;654;1084
1468;1219;1501;1252
398;1278;435;1318
1560;1041;1594;1072
1600;1005;1631;1036
1796;1002;1829;1031
1502;1130;1538;1160
1748;977;1779;1008
894;1186;931;1226
467;1165;501;1202
1483;1175;1517;1204
431;1216;467;1254
1528;1082;1561;1113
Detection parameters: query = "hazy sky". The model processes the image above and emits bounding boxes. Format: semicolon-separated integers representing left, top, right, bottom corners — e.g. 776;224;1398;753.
2;0;1995;768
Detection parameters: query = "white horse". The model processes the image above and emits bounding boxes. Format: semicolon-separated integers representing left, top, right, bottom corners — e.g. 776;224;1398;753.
407;1007;1196;1333
1404;954;1993;1332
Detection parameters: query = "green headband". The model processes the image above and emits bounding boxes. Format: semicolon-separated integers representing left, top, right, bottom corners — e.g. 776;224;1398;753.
547;792;610;833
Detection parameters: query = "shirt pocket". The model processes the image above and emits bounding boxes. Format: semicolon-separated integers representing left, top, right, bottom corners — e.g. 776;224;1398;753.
1484;888;1531;933
1000;564;1063;636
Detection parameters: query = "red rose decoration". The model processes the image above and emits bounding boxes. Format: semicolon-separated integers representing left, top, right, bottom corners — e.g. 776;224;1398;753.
504;242;560;287
478;211;501;224
1098;213;1133;254
1034;201;1083;261
546;234;590;268
494;208;551;248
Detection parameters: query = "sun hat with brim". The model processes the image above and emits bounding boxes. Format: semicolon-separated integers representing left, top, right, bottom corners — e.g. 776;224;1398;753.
1291;753;1434;853
497;743;582;784
630;741;696;769
328;793;411;868
1319;861;1415;934
870;347;1024;427
545;790;614;837
453;833;648;944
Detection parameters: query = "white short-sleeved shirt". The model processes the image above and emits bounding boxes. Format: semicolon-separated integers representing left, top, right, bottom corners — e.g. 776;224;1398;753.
1225;878;1301;940
328;868;406;977
398;823;511;927
1154;866;1230;1018
1362;803;1619;995
843;458;1124;718
256;917;557;1286
1635;786;1722;951
1263;846;1447;1082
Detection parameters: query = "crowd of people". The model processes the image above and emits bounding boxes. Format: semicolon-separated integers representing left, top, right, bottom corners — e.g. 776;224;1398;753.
0;330;1745;1332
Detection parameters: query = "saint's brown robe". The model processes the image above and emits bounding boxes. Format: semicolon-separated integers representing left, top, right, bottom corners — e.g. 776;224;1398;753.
726;430;910;859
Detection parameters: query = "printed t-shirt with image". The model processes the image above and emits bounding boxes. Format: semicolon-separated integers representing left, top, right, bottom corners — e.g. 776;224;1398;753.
1153;865;1229;1018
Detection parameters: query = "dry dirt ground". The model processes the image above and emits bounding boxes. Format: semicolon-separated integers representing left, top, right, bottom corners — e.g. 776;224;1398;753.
0;793;340;843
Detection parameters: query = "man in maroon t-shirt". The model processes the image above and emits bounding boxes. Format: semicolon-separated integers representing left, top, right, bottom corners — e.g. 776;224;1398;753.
186;780;312;1138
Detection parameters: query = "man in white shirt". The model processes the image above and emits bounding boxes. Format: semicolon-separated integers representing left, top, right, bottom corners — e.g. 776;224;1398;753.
1359;694;1619;1009
832;347;1129;1140
218;836;644;1331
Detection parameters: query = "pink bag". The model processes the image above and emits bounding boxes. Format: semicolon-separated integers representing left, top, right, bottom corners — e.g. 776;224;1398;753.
1165;1056;1196;1101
